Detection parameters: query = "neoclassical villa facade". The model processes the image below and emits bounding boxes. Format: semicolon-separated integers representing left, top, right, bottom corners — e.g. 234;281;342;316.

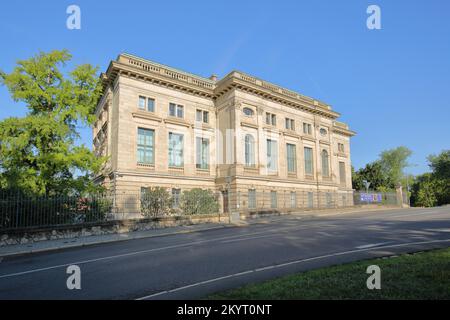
93;54;356;213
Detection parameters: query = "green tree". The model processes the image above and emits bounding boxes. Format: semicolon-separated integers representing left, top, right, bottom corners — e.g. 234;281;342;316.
0;50;104;196
352;161;392;191
427;150;450;206
379;146;412;187
410;173;438;207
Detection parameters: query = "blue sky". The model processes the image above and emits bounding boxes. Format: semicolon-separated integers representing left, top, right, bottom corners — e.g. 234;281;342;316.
0;0;449;175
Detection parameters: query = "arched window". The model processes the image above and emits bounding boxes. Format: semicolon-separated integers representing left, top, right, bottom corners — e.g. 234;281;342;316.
243;107;254;117
245;134;255;167
321;149;329;177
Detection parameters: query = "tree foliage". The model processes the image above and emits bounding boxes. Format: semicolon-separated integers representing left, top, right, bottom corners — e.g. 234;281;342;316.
352;146;412;192
411;150;450;207
0;50;104;196
180;188;219;215
379;146;412;186
352;161;392;191
140;187;173;218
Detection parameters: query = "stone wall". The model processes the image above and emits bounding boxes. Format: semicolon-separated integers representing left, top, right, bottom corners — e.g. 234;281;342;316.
0;214;227;247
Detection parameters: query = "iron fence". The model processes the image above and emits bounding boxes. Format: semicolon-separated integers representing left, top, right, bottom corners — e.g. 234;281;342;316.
0;189;404;232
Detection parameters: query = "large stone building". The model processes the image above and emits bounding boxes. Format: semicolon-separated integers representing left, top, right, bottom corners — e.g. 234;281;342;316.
93;53;356;214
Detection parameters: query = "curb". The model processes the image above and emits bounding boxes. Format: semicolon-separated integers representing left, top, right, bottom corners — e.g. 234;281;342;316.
0;224;233;258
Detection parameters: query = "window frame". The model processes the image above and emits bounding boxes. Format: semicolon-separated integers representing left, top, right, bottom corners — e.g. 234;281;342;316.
137;127;155;165
244;134;256;167
321;149;330;177
169;103;184;118
196;137;210;170
286;143;297;173
304;146;314;176
168;132;184;167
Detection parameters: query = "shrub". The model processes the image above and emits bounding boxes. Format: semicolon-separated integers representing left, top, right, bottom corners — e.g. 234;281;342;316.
180;188;219;215
140;187;172;218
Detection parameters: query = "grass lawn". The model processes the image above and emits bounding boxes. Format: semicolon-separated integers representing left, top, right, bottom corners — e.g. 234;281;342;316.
208;248;450;300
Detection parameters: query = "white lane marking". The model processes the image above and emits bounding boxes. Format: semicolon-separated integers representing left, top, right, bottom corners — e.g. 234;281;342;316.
356;242;390;249
221;234;277;244
388;210;450;219
0;223;331;279
2;209;448;279
136;238;450;300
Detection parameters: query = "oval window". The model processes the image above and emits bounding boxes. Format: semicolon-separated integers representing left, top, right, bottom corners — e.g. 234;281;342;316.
243;107;254;117
320;128;327;136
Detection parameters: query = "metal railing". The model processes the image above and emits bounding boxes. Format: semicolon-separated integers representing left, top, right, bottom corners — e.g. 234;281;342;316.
0;189;404;232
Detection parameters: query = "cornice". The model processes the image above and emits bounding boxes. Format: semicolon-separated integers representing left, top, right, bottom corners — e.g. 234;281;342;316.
100;54;354;132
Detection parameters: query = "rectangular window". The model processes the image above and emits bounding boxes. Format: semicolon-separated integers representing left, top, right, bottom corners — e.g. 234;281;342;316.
304;147;313;175
285;118;295;130
303;123;312;135
339;161;346;185
270;191;277;209
290;192;297;209
196;137;210;169
137;128;154;164
196;110;202;122
286;143;297;173
169;103;184;118
266;113;276;126
141;187;149;198
248;189;256;209
147;98;155;112
139;96;146;109
307;192;314;208
196;110;209;123
267;139;278;171
326;192;333;208
168;133;184;167
172;188;181;208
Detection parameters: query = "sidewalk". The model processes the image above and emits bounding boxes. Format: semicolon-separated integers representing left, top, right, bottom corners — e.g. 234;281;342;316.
0;205;406;258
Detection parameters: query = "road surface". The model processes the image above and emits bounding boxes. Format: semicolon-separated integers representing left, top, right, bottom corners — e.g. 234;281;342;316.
0;206;449;299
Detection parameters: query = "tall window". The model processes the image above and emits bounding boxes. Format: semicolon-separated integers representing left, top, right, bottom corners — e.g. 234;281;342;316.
339;161;346;185
304;147;313;175
267;139;278;171
321;149;329;177
290;192;297;208
196;137;210;169
248;189;256;209
338;143;345;153
307;192;314;208
270;191;277;209
172;189;181;208
137;128;154;164
139;96;146;109
168;133;184;167
245;134;255;167
286;143;297;173
169;103;184;118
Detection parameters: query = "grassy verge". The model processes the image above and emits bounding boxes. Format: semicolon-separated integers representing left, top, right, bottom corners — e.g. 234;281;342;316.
208;248;450;300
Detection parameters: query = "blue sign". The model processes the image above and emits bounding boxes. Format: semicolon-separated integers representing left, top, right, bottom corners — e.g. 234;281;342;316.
360;193;382;203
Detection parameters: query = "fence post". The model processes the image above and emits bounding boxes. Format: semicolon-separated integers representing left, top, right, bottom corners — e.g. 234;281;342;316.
15;189;19;229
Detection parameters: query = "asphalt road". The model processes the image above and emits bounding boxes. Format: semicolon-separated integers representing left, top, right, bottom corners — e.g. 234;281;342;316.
0;206;449;300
